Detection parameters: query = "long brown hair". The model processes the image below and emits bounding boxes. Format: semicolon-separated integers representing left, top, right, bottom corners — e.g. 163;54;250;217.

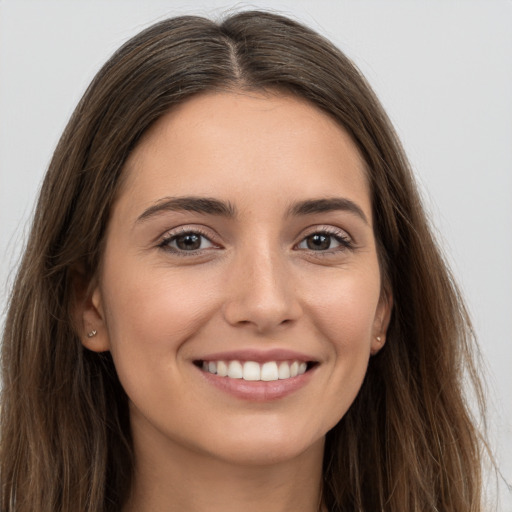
1;11;487;511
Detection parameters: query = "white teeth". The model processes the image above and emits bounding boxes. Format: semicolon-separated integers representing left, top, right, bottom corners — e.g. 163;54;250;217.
261;361;279;382
217;360;228;377
227;360;243;379
243;361;261;381
201;359;310;381
261;361;279;381
278;361;291;379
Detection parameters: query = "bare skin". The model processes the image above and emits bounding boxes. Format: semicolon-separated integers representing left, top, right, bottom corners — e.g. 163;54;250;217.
79;91;391;512
123;428;325;512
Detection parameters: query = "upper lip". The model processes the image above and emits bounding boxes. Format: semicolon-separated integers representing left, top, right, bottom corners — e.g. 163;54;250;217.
193;348;318;364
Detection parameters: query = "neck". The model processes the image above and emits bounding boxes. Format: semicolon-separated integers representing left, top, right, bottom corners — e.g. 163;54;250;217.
123;421;326;512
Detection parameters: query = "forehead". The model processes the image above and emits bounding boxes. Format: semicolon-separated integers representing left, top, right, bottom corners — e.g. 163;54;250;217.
117;91;370;218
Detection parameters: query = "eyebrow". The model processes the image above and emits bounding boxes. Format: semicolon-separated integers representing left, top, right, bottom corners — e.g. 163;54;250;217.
287;198;369;224
136;196;237;223
135;195;368;225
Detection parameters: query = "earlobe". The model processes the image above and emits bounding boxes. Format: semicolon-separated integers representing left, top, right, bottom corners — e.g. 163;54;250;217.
72;269;110;353
371;288;393;355
81;286;110;352
370;335;385;355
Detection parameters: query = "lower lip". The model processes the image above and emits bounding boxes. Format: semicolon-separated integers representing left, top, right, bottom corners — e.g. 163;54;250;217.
196;365;316;401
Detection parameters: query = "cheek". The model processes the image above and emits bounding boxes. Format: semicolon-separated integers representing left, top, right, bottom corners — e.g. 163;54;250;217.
303;265;381;351
299;264;381;426
100;257;220;368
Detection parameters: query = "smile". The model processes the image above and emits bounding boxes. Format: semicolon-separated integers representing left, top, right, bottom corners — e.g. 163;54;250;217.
198;360;311;381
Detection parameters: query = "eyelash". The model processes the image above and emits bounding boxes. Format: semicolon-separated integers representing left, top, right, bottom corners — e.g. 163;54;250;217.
158;226;354;256
158;227;219;256
296;227;354;254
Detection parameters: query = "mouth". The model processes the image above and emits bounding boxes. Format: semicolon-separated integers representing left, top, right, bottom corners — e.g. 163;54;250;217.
194;359;318;382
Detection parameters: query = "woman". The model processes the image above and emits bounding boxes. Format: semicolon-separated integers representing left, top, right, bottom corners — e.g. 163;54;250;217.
0;11;487;512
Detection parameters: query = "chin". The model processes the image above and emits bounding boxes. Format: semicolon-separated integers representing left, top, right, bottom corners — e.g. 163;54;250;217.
198;424;326;467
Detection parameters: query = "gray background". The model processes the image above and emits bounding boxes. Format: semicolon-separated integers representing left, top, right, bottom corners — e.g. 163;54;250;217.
1;1;511;508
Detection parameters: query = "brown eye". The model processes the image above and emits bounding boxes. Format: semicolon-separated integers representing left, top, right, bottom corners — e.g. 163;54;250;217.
162;232;215;252
175;233;201;250
296;230;352;252
306;234;331;250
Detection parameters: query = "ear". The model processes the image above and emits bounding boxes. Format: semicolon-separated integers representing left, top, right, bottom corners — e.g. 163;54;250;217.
370;287;393;355
71;267;110;353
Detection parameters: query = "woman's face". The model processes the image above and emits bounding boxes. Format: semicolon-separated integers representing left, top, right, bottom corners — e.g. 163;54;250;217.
82;91;390;466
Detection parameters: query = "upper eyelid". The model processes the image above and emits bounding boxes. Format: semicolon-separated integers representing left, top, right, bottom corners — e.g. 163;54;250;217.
299;224;352;239
162;230;212;243
294;226;355;253
156;224;353;246
159;225;219;242
158;228;221;255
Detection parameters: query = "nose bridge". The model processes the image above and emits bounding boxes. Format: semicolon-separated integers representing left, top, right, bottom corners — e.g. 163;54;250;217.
222;236;301;332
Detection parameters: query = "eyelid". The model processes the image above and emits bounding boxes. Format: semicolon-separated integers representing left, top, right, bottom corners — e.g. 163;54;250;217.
158;225;222;252
299;224;352;241
294;225;354;251
155;224;354;255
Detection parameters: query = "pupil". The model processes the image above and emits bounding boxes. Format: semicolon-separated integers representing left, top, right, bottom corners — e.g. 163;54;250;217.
307;234;330;250
177;234;201;250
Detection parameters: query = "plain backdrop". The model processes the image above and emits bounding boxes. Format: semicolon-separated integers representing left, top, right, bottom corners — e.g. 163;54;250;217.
1;0;511;508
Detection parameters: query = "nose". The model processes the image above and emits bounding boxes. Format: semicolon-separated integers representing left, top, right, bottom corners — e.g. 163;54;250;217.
222;244;302;334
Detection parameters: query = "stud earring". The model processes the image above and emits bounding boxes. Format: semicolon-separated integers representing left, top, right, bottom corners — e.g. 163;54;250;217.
87;329;97;338
376;336;382;342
